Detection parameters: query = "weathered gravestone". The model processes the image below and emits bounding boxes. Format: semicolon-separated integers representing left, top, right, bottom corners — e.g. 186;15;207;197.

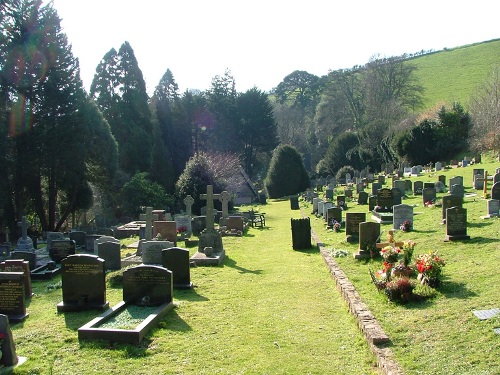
445;207;470;241
482;199;500;219
393;180;406;197
78;265;174;345
0;272;28;322
312;197;319;214
291;218;312;250
413;181;423;195
356;183;364;194
435;161;443;171
69;231;87;251
322;202;334;220
438;175;446;186
94;236;119;254
15;217;33;252
226;216;245;234
354;222;380;259
371;182;382;196
494;173;500;185
97;241;122;271
473;174;484;190
326;207;342;228
345;212;366;243
376;188;393;211
491;182;500;201
325;189;334;200
290;196;300;210
377;175;385;185
441;195;463;223
404;179;412;192
449;176;463;188
141;240;174;265
46;231;65;251
391;187;402;205
0;314;19;367
49;240;76;263
57;254;109;312
174;215;192;237
336;195;346;210
450;184;465;199
358;191;368;205
8;250;37;271
153;221;177;245
0;260;32;298
317;200;325;218
191;216;206;236
473;168;484;181
434;181;446;193
368;196;377;212
393;204;414;230
422;187;437;205
85;234;102;253
162;247;193;289
423;182;435;190
344;189;353;198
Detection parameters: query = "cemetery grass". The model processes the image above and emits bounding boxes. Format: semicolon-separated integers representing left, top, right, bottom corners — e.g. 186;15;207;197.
11;204;378;374
308;157;500;375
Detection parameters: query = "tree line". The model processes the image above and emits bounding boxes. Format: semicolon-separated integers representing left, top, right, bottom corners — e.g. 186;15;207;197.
1;0;498;237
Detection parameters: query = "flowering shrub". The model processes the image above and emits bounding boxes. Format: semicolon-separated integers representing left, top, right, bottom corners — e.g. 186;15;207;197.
415;251;446;280
399;220;412;232
402;240;416;266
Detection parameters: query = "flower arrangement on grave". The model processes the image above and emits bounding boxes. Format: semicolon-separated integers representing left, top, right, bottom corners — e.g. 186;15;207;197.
380;244;401;263
177;226;188;239
399;220;412;232
424;200;435;208
392;240;416;277
337;201;347;210
331;220;341;232
415;251;446;287
384;277;416;302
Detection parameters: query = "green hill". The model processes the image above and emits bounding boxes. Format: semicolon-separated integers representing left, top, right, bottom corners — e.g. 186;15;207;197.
409;38;500;109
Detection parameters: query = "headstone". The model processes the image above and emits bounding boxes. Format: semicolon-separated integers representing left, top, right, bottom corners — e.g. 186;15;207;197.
0;314;18;366
8;250;37;271
391;188;402;205
290;196;299;210
144;207;154;241
354;222;381;259
434;181;446;193
411;166;419;175
322;202;334;220
378;175;385;185
46;231;66;250
0;272;28;322
393;204;414;230
422;187;437;205
49;240;76;263
344;189;353;198
0;244;10;257
336;195;346;210
317;200;325;217
449;176;463;188
153;221;177;244
473;169;484;181
141;240;174;265
86;234;102;253
15;216;33;251
370;183;381;196
492;182;500;201
291;218;311;250
441;195;463;223
312;197;319;214
174;215;192;237
69;231;87;250
345;173;352;184
413;181;423;195
345;212;366;242
325;189;333;200
394;180;406;195
493;173;500;185
326;207;342;227
356;183;364;194
462;159;469;167
161;247;192;289
438;175;446;186
57;254;109;312
183;195;195;216
357;191;368;205
0;260;32;298
450;184;465;199
97;241;122;271
404;180;412;192
368;196;377;211
376;188;393;211
423;182;435;190
219;191;232;219
483;199;500;218
226;216;244;233
123;265;173;306
191;216;206;236
435;161;442;171
445;207;470;241
474;174;484;190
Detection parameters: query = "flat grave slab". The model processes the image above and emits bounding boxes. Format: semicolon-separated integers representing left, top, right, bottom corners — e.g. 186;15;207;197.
472;308;500;320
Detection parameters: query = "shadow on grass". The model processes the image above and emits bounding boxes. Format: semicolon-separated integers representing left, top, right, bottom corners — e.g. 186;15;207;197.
468;221;496;228
465;236;500;244
440;280;478;299
173;287;209;302
223;256;263;274
63;310;105;330
79;334;151;355
293;245;320;255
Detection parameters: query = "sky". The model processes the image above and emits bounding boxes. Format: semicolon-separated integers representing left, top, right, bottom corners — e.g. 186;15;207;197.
48;0;499;96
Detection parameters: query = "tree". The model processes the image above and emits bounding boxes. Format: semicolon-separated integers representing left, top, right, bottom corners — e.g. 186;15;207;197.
469;68;500;153
0;0;118;231
90;41;153;174
322;132;363;175
264;145;309;198
236;87;278;177
275;70;321;109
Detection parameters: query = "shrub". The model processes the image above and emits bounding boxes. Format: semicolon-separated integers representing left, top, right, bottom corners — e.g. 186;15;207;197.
264;144;310;198
335;165;355;181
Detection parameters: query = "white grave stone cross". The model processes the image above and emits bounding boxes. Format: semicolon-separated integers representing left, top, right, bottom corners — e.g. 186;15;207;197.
200;185;220;232
18;216;31;241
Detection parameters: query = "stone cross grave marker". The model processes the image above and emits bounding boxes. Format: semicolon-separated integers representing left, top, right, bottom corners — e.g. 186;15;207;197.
144;207;153;241
16;216;33;251
219;191;231;219
183;195;194;216
200;185;220;232
474;171;489;199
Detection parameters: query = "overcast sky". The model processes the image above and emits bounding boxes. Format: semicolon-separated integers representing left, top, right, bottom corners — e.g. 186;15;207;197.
49;0;499;95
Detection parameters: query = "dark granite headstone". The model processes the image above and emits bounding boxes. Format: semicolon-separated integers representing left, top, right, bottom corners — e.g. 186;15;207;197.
371;182;382;196
325;189;333;200
404;180;412;192
69;231;87;250
491;182;500;201
445;207;470;241
377;175;385;185
345;212;366;242
441;195;463;222
57;254;109;312
422;187;437;205
49;240;76;263
336;195;346;208
123;265;173;306
450;184;465;199
97;241;122;271
162;247;192;289
413;181;423;195
0;272;28;322
357;191;368;205
438;175;446;186
86;234;102;253
391;188;402;206
0;244;10;257
344;189;353;198
290;196;299;210
368;196;377;211
0;314;18;366
0;260;32;298
354;222;380;259
191;216;206;236
376;188;393;211
8;250;37;270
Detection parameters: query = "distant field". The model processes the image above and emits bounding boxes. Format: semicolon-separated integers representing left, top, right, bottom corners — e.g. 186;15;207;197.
409;38;500;109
